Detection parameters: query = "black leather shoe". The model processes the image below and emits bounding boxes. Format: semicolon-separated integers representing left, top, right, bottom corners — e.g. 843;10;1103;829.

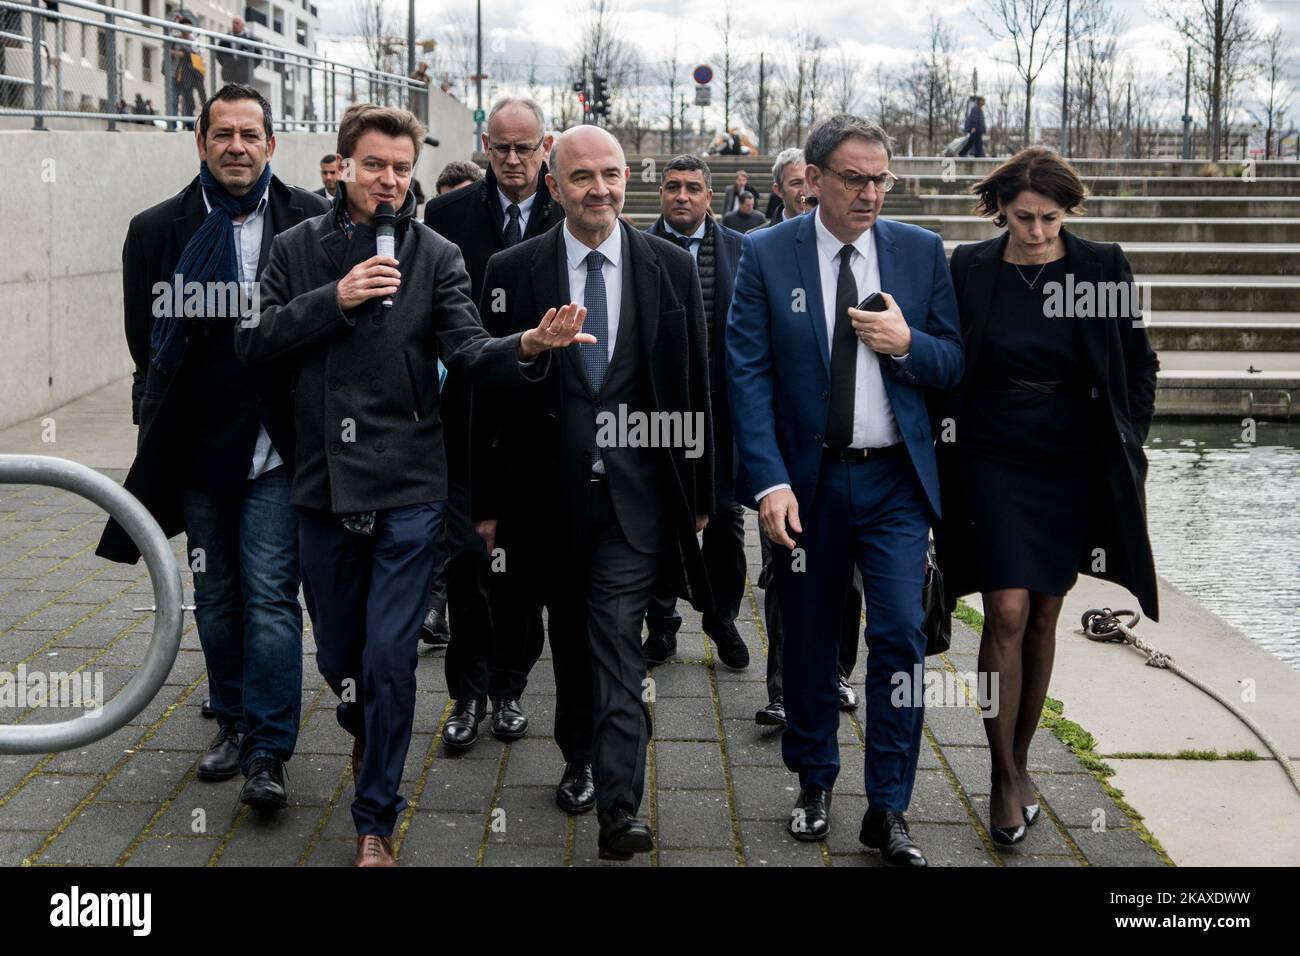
642;631;677;667
420;608;450;648
441;699;486;751
1023;802;1041;827
490;698;528;741
196;726;240;781
597;805;653;860
837;675;859;711
200;698;216;719
555;762;596;815
240;758;288;812
755;697;787;727
789;786;831;841
859;810;928;866
705;617;750;669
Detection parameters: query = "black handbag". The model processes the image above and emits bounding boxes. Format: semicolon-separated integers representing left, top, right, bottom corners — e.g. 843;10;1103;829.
921;538;951;656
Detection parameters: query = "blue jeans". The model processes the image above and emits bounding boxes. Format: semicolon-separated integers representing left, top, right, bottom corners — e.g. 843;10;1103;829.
298;502;444;837
180;466;303;773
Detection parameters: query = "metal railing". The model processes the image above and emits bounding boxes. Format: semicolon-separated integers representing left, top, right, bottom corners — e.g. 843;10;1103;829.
0;0;427;130
0;455;183;754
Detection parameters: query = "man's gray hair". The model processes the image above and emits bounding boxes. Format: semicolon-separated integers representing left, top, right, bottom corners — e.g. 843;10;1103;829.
803;114;896;168
661;154;712;189
771;147;804;186
486;96;546;139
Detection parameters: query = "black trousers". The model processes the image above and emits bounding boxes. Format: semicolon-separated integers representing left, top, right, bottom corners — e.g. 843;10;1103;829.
434;482;544;703
548;479;661;814
645;499;746;635
299;502;442;836
759;531;861;703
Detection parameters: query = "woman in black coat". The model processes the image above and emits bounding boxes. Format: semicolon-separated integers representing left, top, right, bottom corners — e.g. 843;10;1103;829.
936;146;1160;847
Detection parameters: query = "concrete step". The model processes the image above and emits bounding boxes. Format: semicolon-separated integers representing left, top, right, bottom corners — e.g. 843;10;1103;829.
891;215;1300;243
1140;277;1300;312
900;175;1300;197
1156;365;1299;419
884;157;1300;178
1148;322;1300;351
939;241;1300;276
916;194;1300;218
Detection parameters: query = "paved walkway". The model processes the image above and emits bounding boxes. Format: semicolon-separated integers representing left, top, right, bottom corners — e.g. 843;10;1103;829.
0;468;1167;867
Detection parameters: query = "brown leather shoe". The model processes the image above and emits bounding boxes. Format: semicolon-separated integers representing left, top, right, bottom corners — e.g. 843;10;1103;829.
351;736;364;779
354;834;396;867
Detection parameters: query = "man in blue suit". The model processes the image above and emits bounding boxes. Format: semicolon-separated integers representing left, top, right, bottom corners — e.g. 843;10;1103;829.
727;115;963;866
642;154;750;671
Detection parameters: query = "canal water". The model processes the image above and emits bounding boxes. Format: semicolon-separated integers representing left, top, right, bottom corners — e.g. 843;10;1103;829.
1144;420;1300;671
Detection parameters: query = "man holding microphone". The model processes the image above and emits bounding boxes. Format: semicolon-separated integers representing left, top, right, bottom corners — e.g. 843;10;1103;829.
235;103;591;867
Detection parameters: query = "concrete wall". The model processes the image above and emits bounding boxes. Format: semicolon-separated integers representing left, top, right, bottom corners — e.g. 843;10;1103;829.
0;89;474;430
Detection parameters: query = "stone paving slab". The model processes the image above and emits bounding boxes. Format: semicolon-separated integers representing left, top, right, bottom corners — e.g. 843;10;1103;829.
0;476;1169;866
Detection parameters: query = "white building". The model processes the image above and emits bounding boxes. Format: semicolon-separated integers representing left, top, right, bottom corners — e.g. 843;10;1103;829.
1;0;322;126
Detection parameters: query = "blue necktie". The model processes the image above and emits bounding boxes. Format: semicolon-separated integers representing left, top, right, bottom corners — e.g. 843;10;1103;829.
579;250;608;393
503;203;522;247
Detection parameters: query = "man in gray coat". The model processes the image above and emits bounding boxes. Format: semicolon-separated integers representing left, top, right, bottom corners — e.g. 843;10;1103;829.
235;103;591;867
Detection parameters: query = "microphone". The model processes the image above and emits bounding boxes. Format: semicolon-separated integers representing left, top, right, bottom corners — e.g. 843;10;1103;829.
374;202;397;310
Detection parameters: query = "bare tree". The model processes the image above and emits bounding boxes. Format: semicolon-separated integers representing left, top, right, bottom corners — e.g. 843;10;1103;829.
1065;0;1126;156
832;48;860;115
989;65;1025;154
354;0;402;99
779;29;826;146
1161;0;1259;160
715;3;751;134
658;32;685;151
977;0;1065;145
911;14;962;153
1253;24;1292;159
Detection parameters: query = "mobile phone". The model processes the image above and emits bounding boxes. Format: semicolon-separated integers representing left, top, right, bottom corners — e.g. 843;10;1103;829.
857;291;888;312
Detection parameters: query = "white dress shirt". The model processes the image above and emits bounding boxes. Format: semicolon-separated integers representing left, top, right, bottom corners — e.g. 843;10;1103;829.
562;222;623;366
202;188;283;481
812;206;902;450
663;219;706;261
498;187;537;235
754;208;904;502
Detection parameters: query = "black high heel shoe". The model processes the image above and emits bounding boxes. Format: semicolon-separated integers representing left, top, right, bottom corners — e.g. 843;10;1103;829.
990;821;1027;846
1023;803;1041;827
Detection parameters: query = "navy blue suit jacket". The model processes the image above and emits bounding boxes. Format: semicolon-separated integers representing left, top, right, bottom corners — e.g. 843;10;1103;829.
726;213;964;519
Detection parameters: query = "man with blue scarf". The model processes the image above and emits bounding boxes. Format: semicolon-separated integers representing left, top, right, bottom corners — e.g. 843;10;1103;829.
98;85;330;813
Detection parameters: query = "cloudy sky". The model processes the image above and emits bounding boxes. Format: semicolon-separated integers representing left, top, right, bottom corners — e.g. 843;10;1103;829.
312;0;1300;131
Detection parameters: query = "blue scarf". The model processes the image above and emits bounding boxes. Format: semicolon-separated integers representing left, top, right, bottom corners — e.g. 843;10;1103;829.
150;162;273;372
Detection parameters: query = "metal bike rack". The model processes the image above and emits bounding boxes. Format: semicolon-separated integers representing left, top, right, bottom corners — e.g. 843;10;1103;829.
0;455;183;754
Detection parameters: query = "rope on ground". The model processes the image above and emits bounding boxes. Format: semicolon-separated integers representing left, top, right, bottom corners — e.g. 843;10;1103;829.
1082;607;1300;801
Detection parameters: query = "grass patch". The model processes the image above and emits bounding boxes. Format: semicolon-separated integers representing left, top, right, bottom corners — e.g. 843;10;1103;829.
1107;749;1261;761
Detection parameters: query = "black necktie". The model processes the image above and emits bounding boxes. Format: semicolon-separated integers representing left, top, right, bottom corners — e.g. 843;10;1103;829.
503;203;522;247
825;244;859;449
672;233;697;253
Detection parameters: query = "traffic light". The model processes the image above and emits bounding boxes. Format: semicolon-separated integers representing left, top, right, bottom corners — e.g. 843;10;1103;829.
592;74;609;117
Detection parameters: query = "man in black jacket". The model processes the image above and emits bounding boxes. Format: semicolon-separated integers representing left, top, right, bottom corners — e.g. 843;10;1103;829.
97;84;330;811
642;154;749;671
235;103;588;867
471;126;714;860
422;97;562;752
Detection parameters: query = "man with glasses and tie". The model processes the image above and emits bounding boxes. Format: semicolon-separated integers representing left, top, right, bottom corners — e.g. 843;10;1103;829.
470;126;714;859
641;154;750;673
727;115;963;865
422;97;563;753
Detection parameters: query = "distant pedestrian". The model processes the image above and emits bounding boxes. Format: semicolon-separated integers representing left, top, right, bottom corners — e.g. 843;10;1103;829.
434;159;483;195
215;16;258;86
721;190;766;232
723;169;750;214
959;96;987;157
